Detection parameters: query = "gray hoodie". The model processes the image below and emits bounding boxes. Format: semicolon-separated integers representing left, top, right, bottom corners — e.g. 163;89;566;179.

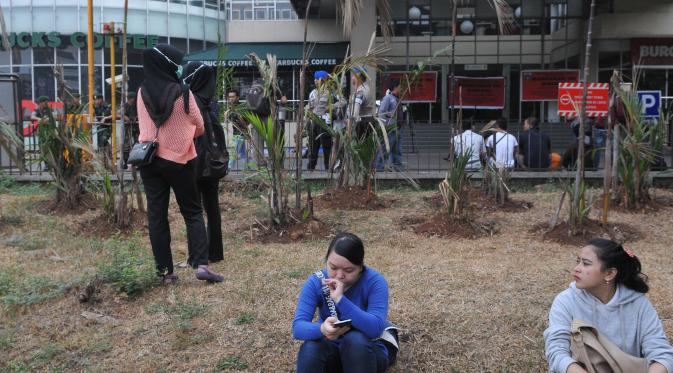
544;282;673;373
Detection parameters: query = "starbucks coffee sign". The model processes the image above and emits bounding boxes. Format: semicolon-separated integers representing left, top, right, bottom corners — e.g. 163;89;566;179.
1;32;159;50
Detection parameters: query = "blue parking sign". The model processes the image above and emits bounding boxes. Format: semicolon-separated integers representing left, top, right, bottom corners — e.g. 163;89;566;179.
637;90;661;118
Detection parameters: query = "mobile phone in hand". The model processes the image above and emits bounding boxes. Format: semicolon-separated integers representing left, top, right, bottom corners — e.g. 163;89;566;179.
333;319;352;328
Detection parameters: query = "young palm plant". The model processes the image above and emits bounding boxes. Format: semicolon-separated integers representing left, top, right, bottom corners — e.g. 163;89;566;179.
614;85;660;209
439;149;472;217
479;120;511;205
243;53;289;227
567;0;596;232
37;66;89;208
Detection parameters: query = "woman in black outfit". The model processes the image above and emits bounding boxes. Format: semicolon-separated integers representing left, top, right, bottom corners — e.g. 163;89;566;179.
183;62;226;262
138;45;224;284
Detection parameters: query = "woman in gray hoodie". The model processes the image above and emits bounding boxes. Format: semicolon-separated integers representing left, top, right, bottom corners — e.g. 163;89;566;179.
544;238;673;373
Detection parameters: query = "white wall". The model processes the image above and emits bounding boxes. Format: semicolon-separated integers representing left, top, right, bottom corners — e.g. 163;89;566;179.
226;20;346;43
594;4;673;39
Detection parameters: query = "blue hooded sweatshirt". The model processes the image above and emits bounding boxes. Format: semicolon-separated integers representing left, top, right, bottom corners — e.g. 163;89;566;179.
544;282;673;373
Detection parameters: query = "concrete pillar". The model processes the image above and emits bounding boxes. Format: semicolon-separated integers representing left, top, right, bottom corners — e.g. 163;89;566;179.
441;64;449;124
503;64;511;121
350;4;377;100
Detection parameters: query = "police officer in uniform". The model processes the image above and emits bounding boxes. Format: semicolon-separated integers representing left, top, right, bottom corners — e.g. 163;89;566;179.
30;96;53;123
65;92;84;115
120;92;139;165
86;93;112;148
348;66;376;141
307;70;334;170
123;92;139;140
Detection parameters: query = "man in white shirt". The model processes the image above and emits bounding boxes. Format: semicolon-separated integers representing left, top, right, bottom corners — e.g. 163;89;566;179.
485;118;518;169
452;120;485;170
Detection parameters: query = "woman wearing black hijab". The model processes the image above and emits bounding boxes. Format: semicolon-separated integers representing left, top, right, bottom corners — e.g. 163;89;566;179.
137;44;223;284
183;61;226;262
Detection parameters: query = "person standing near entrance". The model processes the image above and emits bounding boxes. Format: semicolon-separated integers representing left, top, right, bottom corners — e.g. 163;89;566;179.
518;117;551;170
348;66;376;141
64;92;84;117
307;70;333;171
84;93;112;148
375;80;404;171
226;89;249;169
30;96;53;123
137;44;223;284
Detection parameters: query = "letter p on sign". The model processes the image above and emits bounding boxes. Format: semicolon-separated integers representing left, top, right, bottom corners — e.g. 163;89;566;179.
637;90;661;118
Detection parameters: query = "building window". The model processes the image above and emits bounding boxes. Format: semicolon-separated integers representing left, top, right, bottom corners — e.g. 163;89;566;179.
13;66;32;103
226;0;297;20
34;66;55;101
12;47;31;66
55;37;79;65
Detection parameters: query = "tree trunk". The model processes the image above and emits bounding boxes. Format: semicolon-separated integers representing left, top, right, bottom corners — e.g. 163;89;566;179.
611;124;620;200
448;1;458;169
602;73;618;224
133;168;145;212
295;0;312;209
571;0;596;228
114;0;131;227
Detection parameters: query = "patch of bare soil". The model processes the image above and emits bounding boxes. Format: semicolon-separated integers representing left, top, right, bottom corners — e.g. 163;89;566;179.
423;189;533;213
315;187;393;211
593;194;673;214
75;209;147;238
218;199;237;213
244;216;333;244
533;219;641;246
36;193;98;215
400;213;497;239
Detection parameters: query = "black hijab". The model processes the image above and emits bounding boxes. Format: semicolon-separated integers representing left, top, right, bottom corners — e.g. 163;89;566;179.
140;44;187;127
183;62;216;110
183;62;227;178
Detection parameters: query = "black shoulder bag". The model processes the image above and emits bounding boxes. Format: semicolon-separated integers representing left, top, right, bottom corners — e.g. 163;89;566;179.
128;86;190;167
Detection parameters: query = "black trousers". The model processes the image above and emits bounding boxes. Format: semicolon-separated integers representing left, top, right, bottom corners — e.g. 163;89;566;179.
197;178;223;262
308;122;332;170
140;157;208;276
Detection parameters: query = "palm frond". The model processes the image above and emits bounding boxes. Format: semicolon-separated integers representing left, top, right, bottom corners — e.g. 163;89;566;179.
0;121;23;169
376;0;393;40
489;0;517;35
336;0;364;38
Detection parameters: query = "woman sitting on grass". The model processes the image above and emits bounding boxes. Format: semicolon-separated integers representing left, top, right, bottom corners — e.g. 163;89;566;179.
544;238;673;373
292;232;395;373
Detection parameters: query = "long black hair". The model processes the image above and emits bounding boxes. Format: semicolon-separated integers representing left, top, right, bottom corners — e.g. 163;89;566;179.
325;232;365;267
588;238;649;293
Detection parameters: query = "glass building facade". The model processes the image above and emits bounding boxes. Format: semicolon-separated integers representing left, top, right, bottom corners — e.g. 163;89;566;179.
0;0;225;104
225;0;298;20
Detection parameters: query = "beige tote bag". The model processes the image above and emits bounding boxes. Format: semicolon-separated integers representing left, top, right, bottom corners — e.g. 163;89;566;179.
570;320;648;373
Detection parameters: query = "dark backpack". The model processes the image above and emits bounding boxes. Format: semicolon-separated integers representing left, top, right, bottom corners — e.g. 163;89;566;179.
196;105;229;180
246;82;271;117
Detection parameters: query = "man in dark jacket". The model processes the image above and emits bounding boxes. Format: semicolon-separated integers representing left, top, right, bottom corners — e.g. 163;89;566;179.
518;117;551;169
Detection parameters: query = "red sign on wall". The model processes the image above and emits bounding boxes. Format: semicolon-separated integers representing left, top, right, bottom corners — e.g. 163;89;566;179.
557;83;609;118
447;76;505;109
631;38;673;66
521;70;580;101
379;71;438;103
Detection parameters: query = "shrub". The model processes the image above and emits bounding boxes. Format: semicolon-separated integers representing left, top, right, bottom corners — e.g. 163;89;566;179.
97;238;156;296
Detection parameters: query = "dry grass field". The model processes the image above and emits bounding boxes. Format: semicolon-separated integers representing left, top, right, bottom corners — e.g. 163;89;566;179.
1;180;672;372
